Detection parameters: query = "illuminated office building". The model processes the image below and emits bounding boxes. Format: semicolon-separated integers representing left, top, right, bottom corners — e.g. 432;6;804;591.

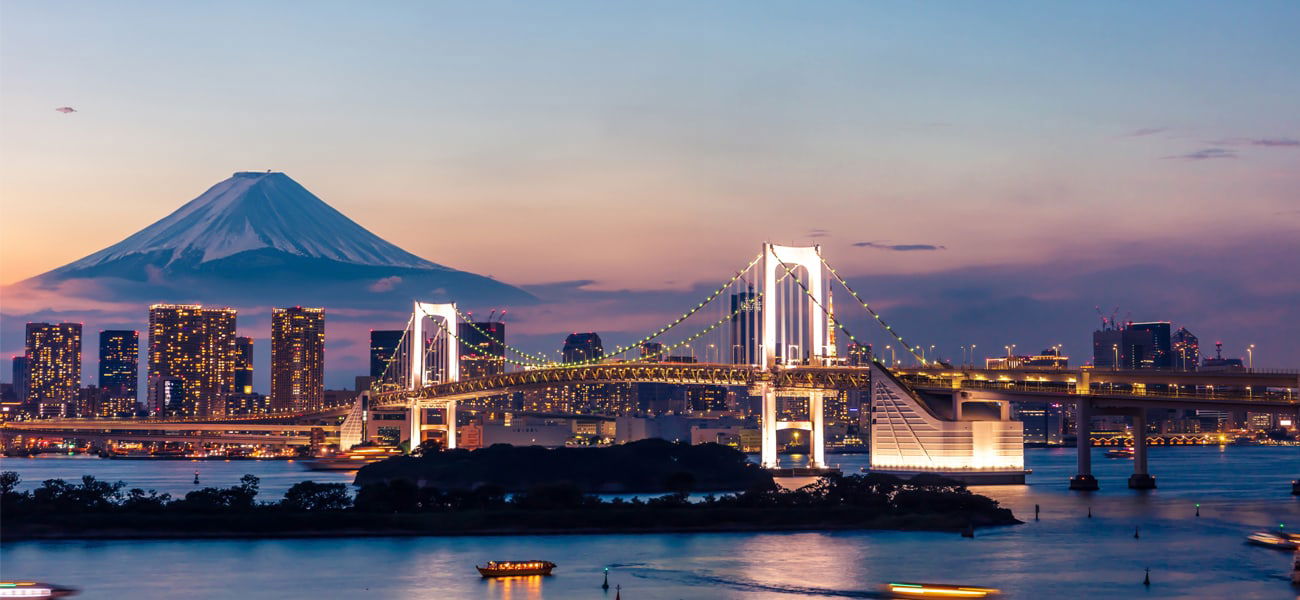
730;288;758;364
148;304;238;417
25;323;82;418
99;330;139;410
458;321;506;378
562;333;603;364
1172;327;1199;371
270;307;325;412
234;336;254;394
369;330;404;379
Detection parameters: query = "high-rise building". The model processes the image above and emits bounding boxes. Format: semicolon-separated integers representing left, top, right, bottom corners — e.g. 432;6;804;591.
1094;322;1172;369
846;343;872;366
640;342;664;362
25;323;82;418
458;321;506;378
234;337;254;394
271;307;325;412
369;330;404;379
1127;322;1172;369
11;356;29;407
1017;402;1065;445
148;304;238;417
562;333;603;364
730;289;758;364
98;330;139;411
1172;327;1199;371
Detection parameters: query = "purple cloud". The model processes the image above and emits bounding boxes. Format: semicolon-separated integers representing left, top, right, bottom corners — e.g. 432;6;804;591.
1206;137;1300;148
1124;127;1167;137
1162;148;1237;161
853;241;946;251
367;275;402;292
807;228;831;238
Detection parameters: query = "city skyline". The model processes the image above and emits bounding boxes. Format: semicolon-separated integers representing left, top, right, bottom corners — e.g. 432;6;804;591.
2;2;1298;385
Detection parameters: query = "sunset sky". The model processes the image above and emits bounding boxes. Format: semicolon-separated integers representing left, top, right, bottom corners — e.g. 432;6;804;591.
2;1;1297;383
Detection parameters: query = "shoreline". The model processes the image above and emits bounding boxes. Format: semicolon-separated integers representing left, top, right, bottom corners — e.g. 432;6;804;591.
1;518;1022;542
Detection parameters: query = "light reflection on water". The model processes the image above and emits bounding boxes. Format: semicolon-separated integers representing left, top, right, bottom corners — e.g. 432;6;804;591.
2;446;1298;599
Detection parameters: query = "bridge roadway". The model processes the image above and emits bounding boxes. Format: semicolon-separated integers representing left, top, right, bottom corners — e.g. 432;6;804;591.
372;362;1298;409
897;366;1300;390
1;420;340;447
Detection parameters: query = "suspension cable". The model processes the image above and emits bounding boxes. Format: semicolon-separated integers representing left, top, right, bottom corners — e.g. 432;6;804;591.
770;253;922;368
817;255;928;365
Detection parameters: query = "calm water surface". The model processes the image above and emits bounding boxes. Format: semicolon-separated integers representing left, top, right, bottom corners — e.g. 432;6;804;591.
3;446;1298;599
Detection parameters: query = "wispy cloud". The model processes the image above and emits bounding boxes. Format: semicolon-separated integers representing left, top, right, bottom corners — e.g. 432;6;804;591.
367;275;402;292
1208;137;1300;147
852;241;946;251
1162;148;1237;161
807;228;831;238
1124;127;1167;137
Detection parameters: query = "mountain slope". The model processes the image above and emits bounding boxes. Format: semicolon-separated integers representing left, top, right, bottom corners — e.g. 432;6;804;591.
54;172;439;273
26;171;534;307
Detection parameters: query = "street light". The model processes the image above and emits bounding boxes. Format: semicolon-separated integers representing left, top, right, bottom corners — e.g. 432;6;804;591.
1247;344;1255;370
1112;344;1119;371
886;345;895;367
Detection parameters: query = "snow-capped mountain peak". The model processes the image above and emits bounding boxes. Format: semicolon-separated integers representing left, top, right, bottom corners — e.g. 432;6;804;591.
61;171;442;271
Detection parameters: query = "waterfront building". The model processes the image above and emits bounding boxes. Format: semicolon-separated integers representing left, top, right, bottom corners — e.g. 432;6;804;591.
1172;327;1199;371
270;307;325;412
147;304;238;417
730;288;758;364
369;330;404;379
986;348;1069;369
458;321;506;378
98;330;139;411
562;332;603;364
25;322;82;418
1016;402;1065;445
234;336;254;394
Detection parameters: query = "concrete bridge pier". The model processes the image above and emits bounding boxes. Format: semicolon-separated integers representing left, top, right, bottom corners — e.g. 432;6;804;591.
808;391;826;468
1069;398;1099;490
1128;411;1156;489
408;404;423;448
760;384;778;468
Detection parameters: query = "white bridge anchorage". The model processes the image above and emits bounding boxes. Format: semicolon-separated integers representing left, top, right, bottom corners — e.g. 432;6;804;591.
356;241;1031;481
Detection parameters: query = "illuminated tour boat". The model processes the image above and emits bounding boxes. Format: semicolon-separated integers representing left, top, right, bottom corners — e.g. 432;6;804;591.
1245;530;1300;550
1104;447;1135;459
476;561;557;578
299;445;403;471
0;581;79;598
884;582;1001;597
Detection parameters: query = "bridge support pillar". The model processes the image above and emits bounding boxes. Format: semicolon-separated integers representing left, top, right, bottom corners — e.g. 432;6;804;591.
1128;411;1156;489
760;384;778;468
809;391;826;468
408;404;423;450
445;401;457;450
1069;398;1099;490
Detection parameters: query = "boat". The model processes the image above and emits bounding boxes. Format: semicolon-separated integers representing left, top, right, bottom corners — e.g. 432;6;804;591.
476;561;557;578
0;581;79;597
883;582;1000;597
1104;448;1134;458
1245;530;1300;550
298;446;403;471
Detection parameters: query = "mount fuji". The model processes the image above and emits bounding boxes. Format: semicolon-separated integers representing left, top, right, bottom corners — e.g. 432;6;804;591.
22;171;534;307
